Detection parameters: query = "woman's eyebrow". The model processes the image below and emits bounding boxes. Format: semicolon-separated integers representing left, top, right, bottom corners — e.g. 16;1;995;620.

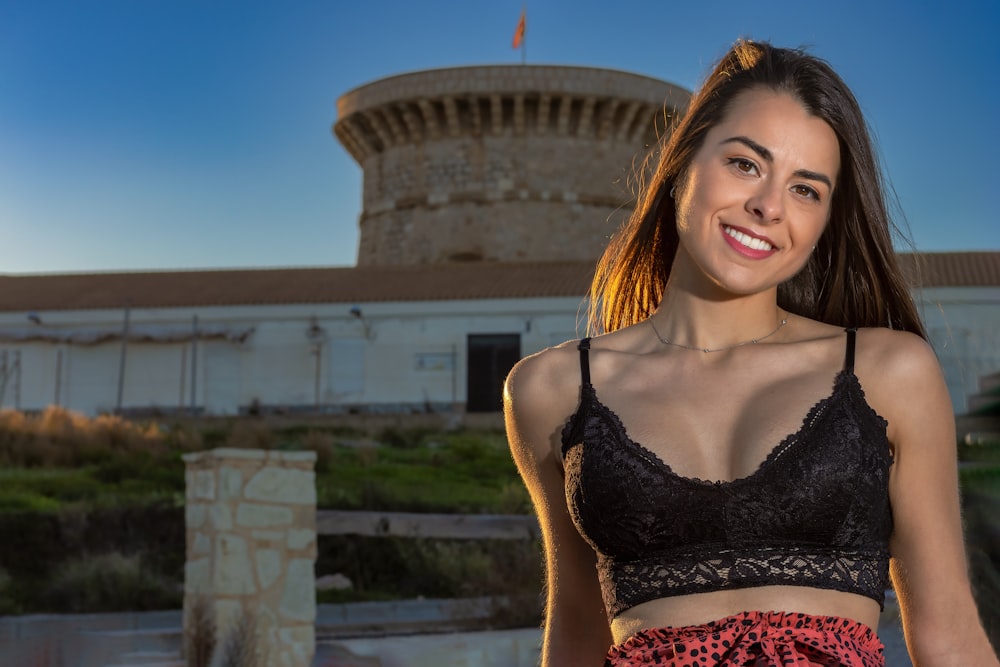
720;135;832;189
721;135;774;162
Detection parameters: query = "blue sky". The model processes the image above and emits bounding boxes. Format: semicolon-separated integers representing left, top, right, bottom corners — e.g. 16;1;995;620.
1;0;997;275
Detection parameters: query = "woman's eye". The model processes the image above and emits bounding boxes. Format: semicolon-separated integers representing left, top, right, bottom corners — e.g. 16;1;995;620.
792;184;820;200
728;158;757;174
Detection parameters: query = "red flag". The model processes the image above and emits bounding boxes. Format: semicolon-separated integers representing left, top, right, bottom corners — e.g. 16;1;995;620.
512;9;526;49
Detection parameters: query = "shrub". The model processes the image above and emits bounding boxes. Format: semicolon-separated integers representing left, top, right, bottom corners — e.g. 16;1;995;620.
303;430;336;472
43;551;180;613
226;421;274;450
0;565;18;615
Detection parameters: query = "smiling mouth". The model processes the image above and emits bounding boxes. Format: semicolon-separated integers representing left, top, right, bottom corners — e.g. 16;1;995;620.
723;225;775;252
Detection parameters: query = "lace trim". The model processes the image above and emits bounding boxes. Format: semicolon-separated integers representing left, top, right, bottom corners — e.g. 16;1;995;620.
601;546;891;619
563;370;891;484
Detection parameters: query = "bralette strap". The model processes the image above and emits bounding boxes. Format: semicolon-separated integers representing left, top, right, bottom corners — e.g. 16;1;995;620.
561;338;594;456
578;337;592;385
843;328;857;373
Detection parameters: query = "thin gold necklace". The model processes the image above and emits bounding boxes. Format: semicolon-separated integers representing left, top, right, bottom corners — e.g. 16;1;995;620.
648;314;788;353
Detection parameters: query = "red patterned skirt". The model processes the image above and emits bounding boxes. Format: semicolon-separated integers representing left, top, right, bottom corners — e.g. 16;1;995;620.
605;610;885;666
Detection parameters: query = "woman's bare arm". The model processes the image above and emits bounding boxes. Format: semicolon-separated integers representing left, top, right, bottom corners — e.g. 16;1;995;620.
868;330;999;666
504;348;613;667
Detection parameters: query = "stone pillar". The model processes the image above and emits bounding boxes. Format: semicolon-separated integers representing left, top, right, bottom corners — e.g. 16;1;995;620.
183;448;317;667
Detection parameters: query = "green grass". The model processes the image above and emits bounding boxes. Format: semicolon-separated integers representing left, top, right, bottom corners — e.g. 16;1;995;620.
960;465;1000;496
0;461;185;511
0;489;61;512
316;430;526;513
0;425;525;515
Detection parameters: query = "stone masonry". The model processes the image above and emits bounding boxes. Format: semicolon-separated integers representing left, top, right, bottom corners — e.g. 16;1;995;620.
183;448;317;667
334;65;691;266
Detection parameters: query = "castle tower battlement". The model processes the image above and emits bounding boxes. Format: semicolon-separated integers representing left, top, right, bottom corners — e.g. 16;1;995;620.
334;65;690;266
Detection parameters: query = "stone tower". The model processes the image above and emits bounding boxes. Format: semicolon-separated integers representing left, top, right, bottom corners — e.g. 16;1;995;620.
334;65;690;266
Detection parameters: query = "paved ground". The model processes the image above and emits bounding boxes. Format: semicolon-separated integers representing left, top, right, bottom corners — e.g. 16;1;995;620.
319;611;914;667
0;600;915;666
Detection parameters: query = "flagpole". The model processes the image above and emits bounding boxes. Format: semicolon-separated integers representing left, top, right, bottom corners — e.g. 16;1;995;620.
513;6;527;65
521;4;526;64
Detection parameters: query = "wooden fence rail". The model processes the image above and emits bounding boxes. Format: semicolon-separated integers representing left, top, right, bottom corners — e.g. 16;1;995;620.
316;510;540;540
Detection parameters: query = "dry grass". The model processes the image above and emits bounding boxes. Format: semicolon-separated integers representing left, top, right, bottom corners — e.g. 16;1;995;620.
184;596;261;667
0;406;172;468
225;421;274;450
185;595;216;667
214;608;259;667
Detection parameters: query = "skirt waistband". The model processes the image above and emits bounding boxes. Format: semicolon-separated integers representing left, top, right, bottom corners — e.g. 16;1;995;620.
606;610;884;667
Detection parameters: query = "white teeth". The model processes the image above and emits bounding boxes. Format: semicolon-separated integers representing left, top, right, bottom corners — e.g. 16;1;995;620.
724;225;774;251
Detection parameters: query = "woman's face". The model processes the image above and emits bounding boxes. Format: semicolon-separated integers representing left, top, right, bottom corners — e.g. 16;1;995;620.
672;87;840;297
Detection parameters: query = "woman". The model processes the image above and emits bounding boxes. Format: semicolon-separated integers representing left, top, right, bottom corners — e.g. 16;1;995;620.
504;40;999;666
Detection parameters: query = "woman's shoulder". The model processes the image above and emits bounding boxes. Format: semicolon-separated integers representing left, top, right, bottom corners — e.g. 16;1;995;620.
507;338;584;391
504;338;591;462
851;327;947;436
853;326;939;381
504;339;587;422
789;319;936;376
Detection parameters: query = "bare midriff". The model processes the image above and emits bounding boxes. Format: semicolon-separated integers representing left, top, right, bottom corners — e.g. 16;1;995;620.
610;586;882;644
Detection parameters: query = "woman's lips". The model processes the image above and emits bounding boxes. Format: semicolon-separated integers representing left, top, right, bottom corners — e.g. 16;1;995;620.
721;224;777;259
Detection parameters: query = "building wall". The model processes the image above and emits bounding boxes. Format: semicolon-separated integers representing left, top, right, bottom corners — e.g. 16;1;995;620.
0;290;995;416
0;298;584;416
917;286;1000;412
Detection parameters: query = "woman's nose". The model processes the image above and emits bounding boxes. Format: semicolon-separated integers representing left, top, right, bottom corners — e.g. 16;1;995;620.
745;184;784;223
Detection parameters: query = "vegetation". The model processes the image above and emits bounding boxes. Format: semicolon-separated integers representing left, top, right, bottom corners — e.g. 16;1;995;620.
959;437;1000;648
0;406;536;619
42;551;178;613
0;408;528;516
0;406;995;646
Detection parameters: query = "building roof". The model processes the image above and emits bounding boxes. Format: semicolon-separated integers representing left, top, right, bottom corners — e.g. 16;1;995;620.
898;251;1000;288
0;252;997;314
0;261;595;313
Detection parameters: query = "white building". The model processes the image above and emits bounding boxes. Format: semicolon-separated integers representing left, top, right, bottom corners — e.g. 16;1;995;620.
0;254;997;419
0;263;579;416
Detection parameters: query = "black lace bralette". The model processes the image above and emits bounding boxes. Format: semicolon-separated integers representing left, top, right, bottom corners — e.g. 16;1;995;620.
560;328;894;620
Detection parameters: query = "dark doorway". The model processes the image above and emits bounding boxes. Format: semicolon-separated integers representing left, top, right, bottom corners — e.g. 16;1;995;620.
466;334;521;412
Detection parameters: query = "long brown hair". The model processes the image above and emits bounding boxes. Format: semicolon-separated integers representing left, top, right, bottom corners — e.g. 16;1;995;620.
588;40;925;338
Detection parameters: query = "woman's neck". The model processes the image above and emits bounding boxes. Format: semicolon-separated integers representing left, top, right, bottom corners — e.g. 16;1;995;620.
651;284;786;352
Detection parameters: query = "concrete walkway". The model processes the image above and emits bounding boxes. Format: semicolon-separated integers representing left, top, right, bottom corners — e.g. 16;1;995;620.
0;599;914;667
317;619;913;667
317;628;542;667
